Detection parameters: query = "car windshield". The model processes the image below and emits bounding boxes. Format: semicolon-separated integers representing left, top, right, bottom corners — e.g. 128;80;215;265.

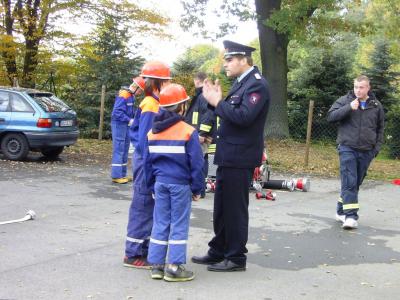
29;93;70;112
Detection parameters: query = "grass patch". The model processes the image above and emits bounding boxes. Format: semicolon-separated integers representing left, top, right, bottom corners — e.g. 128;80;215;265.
266;139;399;181
66;138;399;181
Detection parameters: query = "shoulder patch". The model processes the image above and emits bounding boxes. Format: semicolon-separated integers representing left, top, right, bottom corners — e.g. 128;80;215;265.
249;93;261;105
254;73;261;80
119;90;131;99
140;96;159;113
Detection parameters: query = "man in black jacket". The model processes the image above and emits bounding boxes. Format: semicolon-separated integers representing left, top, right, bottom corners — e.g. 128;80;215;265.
327;75;384;230
184;72;216;197
191;40;270;271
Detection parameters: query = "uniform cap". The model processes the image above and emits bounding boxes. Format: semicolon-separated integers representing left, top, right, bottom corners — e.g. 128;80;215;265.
140;60;172;80
159;83;190;107
223;40;256;58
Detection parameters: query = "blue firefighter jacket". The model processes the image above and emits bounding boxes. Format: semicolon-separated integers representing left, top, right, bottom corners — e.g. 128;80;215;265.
111;90;136;123
144;109;204;195
129;95;159;155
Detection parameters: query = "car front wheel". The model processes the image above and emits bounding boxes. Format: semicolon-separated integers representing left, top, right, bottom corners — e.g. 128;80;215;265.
41;146;64;158
1;133;30;160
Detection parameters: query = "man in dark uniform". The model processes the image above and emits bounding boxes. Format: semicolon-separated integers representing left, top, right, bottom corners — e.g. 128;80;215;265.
191;40;270;272
184;72;216;197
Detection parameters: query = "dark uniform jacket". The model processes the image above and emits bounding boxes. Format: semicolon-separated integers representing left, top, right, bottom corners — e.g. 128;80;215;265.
327;91;385;155
212;66;270;168
185;87;215;137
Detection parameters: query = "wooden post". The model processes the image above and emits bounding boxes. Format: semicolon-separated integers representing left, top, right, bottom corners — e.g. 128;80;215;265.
13;77;19;87
304;100;314;167
98;84;106;140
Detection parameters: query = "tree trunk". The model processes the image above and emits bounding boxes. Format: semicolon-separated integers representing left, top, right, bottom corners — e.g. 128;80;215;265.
255;0;289;138
1;0;18;85
22;37;40;88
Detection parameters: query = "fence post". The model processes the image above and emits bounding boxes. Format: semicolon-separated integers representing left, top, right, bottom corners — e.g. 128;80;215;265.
98;84;106;140
13;77;19;87
304;100;314;167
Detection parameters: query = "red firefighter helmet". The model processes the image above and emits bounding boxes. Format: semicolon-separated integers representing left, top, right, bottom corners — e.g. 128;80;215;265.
131;76;145;91
159;83;190;107
140;60;171;79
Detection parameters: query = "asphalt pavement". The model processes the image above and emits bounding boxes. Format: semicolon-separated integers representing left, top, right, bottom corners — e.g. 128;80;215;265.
1;157;400;300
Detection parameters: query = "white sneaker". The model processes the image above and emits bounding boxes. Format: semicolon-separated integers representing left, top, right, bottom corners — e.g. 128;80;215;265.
335;214;346;223
342;218;358;230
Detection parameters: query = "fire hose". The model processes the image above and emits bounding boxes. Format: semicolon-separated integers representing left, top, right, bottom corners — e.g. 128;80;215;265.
259;178;310;192
0;210;36;225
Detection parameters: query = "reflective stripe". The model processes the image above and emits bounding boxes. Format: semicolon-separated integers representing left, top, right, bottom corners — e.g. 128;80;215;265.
338;197;343;203
200;124;211;132
150;238;168;245
343;203;360;210
111;163;127;167
169;240;187;245
127;103;133;106
149;145;185;154
126;236;144;243
217;116;220;128
208;144;216;153
192;112;198;125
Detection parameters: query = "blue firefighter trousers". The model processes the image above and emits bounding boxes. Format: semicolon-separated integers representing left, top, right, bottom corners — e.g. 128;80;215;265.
111;121;130;179
125;151;154;258
148;182;192;265
337;145;375;220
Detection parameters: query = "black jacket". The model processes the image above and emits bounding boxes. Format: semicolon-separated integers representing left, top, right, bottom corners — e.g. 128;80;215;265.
327;91;385;154
185;87;215;137
212;66;270;168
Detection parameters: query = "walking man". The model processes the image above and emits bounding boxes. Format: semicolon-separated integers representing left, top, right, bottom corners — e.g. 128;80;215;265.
327;75;385;229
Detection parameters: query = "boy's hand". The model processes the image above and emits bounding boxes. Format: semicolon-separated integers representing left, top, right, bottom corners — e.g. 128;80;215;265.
350;99;359;110
204;136;213;144
192;194;201;201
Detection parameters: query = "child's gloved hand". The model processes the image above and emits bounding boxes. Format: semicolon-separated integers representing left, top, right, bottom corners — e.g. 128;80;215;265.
192;194;200;201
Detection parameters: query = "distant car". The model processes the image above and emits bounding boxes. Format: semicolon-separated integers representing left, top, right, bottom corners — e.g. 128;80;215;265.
0;86;79;160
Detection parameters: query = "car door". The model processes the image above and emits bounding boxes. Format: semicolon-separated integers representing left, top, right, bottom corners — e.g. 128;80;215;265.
8;92;37;132
0;91;11;132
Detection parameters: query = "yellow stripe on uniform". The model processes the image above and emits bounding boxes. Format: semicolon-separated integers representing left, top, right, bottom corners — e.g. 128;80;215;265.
338;197;343;203
119;90;131;99
199;124;211;132
208;144;216;153
140;96;159;113
192;112;198;125
343;203;360;210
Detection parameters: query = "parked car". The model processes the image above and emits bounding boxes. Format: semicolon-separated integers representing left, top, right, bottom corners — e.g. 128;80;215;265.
0;86;79;160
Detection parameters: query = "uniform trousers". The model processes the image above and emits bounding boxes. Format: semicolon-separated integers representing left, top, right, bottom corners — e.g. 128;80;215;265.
337;145;375;220
111;121;130;179
207;166;253;265
125;151;154;258
148;182;192;265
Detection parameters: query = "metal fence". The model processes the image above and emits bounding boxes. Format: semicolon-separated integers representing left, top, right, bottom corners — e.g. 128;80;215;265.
284;100;400;162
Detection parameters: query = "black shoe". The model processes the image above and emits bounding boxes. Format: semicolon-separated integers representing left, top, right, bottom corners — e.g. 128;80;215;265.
164;265;195;282
207;259;246;272
191;254;223;265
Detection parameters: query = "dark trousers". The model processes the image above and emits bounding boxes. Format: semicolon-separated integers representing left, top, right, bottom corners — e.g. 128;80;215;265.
201;154;209;196
207;166;253;265
337;145;375;220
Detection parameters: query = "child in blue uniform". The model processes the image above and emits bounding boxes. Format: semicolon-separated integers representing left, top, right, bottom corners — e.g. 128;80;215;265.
124;61;171;268
144;84;204;282
111;77;144;184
